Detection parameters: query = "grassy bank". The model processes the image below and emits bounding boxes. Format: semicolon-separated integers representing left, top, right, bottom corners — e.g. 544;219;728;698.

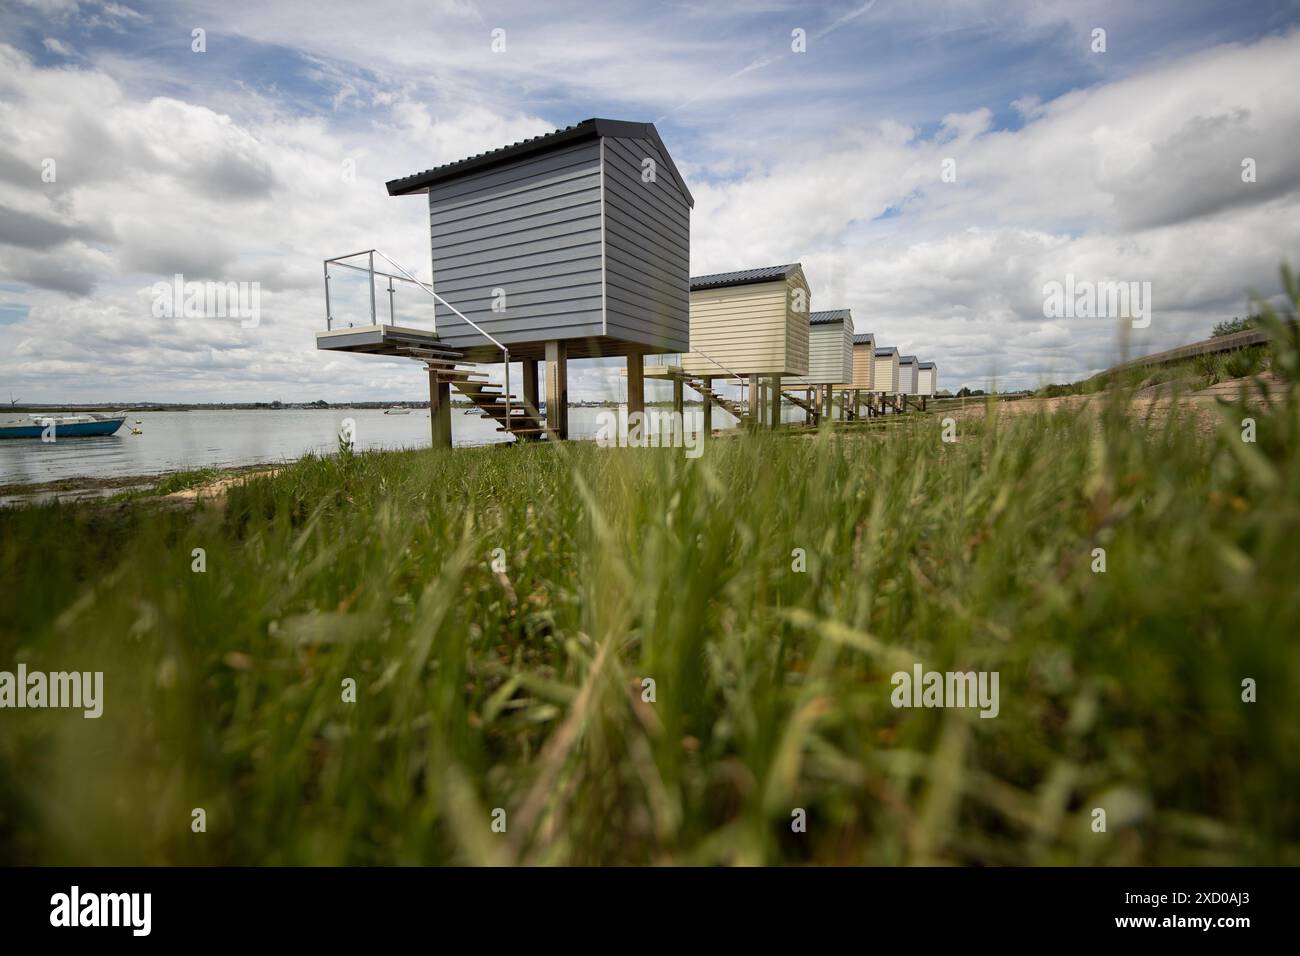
3;312;1299;867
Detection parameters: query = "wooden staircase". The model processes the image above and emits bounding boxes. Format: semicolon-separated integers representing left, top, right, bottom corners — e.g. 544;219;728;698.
781;390;816;414
402;346;548;440
686;378;752;425
781;389;821;423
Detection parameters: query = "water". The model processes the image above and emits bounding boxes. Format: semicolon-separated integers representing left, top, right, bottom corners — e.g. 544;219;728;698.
0;405;749;487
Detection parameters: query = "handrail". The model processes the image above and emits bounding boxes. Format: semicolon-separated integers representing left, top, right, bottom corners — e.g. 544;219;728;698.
323;249;517;436
691;346;745;384
688;347;753;415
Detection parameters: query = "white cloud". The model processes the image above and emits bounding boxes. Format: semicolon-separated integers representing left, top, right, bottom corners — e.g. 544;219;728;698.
0;10;1298;401
687;30;1300;389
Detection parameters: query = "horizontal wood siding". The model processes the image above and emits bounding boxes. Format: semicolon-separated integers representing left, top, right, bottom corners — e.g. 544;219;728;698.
849;342;875;388
426;139;605;350
807;320;853;384
874;354;899;393
899;361;918;394
680;281;790;375
917;367;936;395
784;271;810;376
601;135;690;352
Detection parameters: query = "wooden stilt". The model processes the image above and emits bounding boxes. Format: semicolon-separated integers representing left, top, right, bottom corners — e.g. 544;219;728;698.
770;374;781;430
428;367;451;448
522;359;540;419
546;340;569;440
701;376;713;439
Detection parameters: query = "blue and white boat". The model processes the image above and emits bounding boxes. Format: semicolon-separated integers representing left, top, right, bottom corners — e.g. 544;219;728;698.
0;413;128;439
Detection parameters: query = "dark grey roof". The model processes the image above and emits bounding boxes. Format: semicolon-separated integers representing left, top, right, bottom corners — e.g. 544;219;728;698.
874;346;898;357
387;118;694;207
690;263;802;291
853;332;875;345
918;361;936;369
900;355;919;364
810;309;852;325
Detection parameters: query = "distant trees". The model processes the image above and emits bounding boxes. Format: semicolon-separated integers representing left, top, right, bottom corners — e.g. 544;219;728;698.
1212;315;1258;337
1038;383;1076;398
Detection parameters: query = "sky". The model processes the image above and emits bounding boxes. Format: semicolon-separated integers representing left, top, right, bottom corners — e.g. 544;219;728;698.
1;0;1299;403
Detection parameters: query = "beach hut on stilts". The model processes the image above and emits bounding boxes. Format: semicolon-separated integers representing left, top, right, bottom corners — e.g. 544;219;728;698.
873;346;900;414
802;309;854;423
314;118;692;446
898;354;920;409
917;361;938;398
844;332;877;417
660;264;811;432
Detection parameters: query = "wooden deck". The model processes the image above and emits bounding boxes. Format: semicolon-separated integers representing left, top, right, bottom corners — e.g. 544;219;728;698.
315;324;447;357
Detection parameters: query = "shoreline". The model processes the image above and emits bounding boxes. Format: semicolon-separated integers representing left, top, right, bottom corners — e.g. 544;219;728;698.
0;462;281;505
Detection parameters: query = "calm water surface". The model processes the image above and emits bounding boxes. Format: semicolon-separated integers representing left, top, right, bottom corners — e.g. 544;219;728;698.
0;405;751;487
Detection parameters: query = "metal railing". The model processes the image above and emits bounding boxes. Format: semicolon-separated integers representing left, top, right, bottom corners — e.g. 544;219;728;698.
688;347;752;410
322;249;518;434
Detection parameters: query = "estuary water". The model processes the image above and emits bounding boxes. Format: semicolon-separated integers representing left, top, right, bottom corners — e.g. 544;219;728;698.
0;405;749;488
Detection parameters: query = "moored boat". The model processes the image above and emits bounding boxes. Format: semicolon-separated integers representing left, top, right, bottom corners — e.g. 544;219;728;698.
0;413;128;439
383;406;412;415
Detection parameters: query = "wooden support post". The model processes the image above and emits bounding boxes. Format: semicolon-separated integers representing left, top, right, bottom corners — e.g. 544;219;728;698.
522;359;540;417
748;374;759;427
625;348;643;427
805;387;813;425
672;375;684;418
770;374;781;430
546;340;569;440
428;367;452;449
701;376;713;439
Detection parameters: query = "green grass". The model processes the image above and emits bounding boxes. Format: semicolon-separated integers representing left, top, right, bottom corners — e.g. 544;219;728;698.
2;284;1299;866
1039;345;1272;398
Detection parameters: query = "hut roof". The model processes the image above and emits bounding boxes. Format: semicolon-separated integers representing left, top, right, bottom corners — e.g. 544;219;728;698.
386;118;694;206
874;346;899;357
809;309;852;325
690;263;802;291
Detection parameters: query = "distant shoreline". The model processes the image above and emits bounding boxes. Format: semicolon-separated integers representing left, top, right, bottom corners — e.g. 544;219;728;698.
1;400;698;413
